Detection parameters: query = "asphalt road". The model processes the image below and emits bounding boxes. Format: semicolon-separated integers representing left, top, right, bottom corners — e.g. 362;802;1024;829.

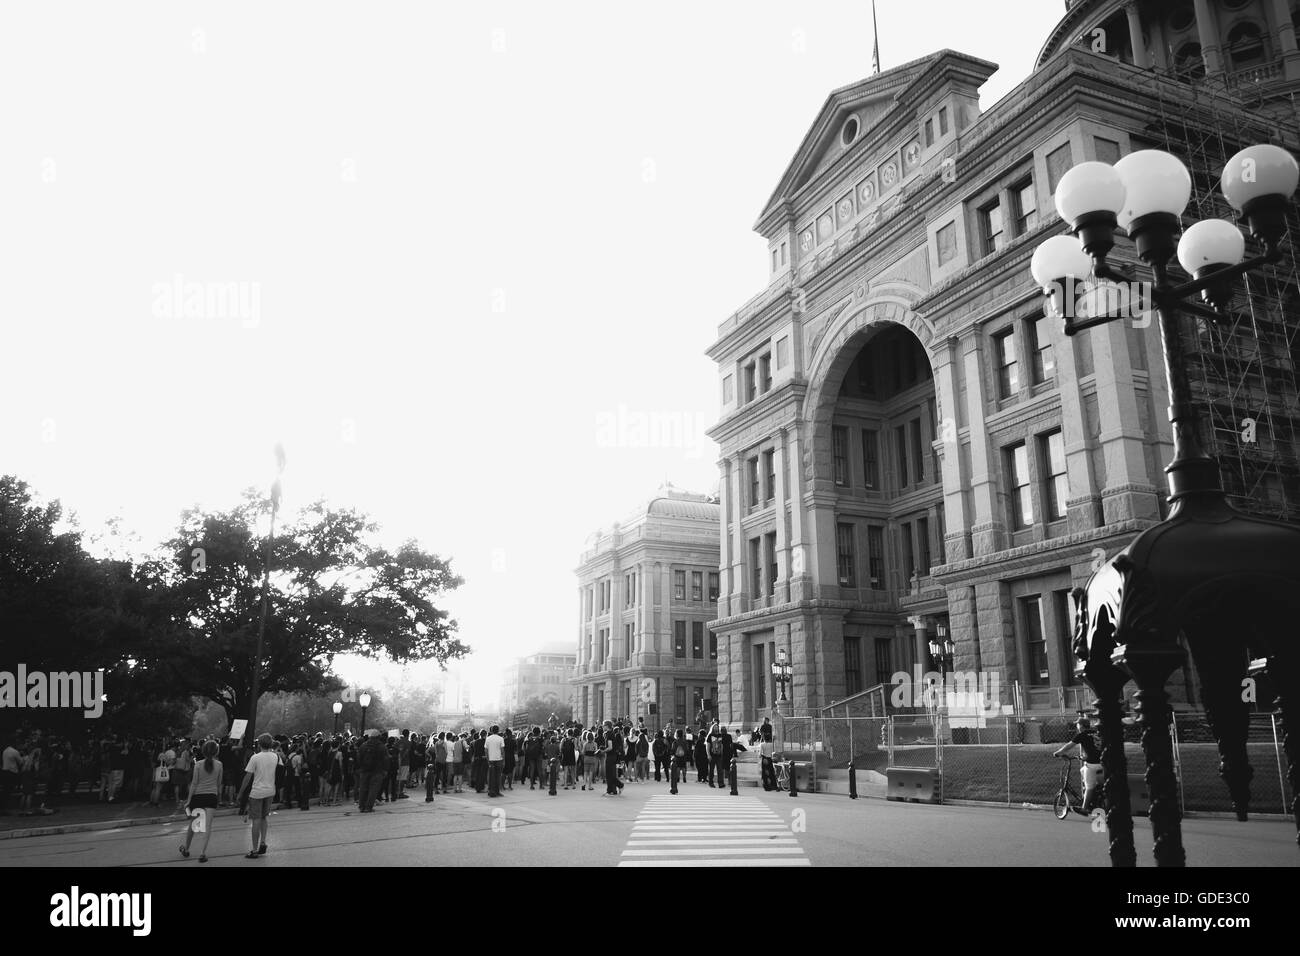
2;779;1295;867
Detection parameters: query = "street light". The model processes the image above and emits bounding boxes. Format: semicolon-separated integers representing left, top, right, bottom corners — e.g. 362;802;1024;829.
928;622;954;686
1032;145;1300;867
770;647;793;709
332;701;343;736
359;692;371;736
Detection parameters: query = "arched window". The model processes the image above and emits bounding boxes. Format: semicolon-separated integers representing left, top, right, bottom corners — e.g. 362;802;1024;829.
1175;41;1206;79
1169;2;1196;33
1226;21;1268;70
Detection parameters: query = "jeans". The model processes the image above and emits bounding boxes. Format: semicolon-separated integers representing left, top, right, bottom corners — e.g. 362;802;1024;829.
431;762;446;791
635;757;650;781
488;760;503;796
563;763;576;788
472;757;487;792
761;756;777;791
653;756;667;781
357;771;383;811
709;755;725;786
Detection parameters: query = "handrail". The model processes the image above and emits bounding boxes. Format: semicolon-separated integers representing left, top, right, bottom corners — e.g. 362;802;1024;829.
819;683;889;717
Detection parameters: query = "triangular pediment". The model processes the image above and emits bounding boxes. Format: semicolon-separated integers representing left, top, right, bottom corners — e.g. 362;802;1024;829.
757;50;997;230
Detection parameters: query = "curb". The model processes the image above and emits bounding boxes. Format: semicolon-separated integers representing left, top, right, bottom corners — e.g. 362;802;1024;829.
0;807;242;841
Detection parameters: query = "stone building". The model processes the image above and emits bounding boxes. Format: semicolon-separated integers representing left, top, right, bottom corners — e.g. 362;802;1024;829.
706;0;1300;724
571;486;721;729
498;643;577;719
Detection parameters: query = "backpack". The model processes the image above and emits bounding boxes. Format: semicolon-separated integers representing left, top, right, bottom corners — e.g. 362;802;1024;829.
636;737;649;758
709;736;722;756
674;741;688;760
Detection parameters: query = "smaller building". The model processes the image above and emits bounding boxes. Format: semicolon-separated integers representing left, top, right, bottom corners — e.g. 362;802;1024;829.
572;484;722;730
498;643;577;718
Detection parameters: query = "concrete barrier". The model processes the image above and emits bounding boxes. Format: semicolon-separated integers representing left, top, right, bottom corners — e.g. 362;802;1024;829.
886;766;940;803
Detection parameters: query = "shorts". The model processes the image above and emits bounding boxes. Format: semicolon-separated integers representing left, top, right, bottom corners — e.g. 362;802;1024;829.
1082;763;1103;789
248;796;274;819
189;793;218;810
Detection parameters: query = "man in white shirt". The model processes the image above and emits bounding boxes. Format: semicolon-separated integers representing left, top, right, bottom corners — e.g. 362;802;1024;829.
1;735;21;814
237;734;280;859
485;725;505;798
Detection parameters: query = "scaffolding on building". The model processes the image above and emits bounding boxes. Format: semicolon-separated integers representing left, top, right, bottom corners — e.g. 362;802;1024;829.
1143;68;1300;522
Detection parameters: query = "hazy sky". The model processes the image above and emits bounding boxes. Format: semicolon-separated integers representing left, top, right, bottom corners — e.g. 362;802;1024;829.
0;1;1065;705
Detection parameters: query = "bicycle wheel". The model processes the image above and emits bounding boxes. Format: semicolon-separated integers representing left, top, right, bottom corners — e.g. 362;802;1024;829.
1053;788;1071;820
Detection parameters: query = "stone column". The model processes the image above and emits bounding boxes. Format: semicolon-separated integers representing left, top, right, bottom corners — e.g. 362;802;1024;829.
1125;2;1152;68
1051;303;1102;533
591;585;601;668
660;562;672;657
933;337;971;562
787;425;810;602
729;453;747;611
1089;320;1161;523
1268;0;1300;79
774;427;791;602
1192;0;1224;75
908;615;931;680
961;332;1004;556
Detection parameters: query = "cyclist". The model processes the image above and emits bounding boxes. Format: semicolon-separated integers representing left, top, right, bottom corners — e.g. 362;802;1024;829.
1053;718;1103;812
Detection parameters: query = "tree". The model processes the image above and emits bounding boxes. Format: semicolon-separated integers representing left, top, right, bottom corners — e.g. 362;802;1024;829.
520;695;572;729
138;490;467;730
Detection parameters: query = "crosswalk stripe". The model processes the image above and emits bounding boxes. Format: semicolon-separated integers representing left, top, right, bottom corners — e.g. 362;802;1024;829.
618;858;811;867
620;795;811;867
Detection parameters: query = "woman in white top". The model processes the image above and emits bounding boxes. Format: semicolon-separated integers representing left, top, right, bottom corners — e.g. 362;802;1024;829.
150;742;176;807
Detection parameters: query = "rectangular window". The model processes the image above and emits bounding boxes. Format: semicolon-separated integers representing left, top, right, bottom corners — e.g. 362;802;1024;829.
760;353;773;393
603;628;611;659
910;418;925;483
836;522;856;587
674;570;686;601
924;118;934;147
763;449;776;502
918;515;931;574
1010;178;1037;235
928;397;940;479
748;456;761;508
692;621;704;659
1094;137;1121;166
625;622;633;655
895;425;909;487
744;363;757;403
936;221;958;266
1055;590;1077;684
1024;596;1048;686
1029;316;1054;384
874;638;893;687
691;571;703;602
674;621;686;658
754;645;767;709
938;106;949;135
862;428;880;489
901;520;915;584
675;686;686;721
775;336;790;370
1008;443;1033;529
867;525;886;589
832;425;849;486
1042;429;1069;521
996;329;1019;398
709;631;718;661
1127;322;1148;371
978;199;1004;256
1046;142;1074;195
844;637;863;696
708;571;719;602
765;531;777;597
723;374;734;404
750;538;762;597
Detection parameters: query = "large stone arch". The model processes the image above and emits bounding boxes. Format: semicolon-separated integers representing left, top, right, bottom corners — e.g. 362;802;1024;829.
802;292;938;484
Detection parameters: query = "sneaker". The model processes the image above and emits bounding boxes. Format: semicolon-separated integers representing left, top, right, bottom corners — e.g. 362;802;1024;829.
256;844;267;856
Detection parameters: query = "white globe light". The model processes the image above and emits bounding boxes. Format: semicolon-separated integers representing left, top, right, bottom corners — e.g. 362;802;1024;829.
1114;150;1191;229
1177;219;1246;274
1221;144;1300;211
1054;161;1126;225
1030;235;1093;288
359;692;371;708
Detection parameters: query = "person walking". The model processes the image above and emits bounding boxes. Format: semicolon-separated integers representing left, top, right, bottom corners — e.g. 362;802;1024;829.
486;725;505;798
651;731;668;783
602;722;624;796
707;726;726;788
559;730;577;790
581;732;598;791
356;730;388;812
179;741;221;863
693;733;709;784
634;731;651;783
670;729;690;795
236;734;279;859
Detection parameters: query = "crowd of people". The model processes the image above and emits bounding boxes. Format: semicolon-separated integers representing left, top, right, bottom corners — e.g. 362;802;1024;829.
2;716;781;860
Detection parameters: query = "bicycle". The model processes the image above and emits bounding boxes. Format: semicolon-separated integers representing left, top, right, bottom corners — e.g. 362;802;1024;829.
772;755;792;792
1054;755;1104;820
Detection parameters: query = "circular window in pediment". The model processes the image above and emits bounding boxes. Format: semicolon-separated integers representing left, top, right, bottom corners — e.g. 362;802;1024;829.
1169;2;1195;32
841;116;860;147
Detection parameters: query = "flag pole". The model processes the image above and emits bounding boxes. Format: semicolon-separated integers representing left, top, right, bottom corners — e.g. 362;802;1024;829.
872;0;881;75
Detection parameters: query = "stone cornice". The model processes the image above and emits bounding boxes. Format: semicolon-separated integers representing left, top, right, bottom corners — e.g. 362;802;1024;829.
931;519;1152;585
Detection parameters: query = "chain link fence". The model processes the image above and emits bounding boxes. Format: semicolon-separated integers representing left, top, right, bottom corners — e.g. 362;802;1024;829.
774;711;1294;816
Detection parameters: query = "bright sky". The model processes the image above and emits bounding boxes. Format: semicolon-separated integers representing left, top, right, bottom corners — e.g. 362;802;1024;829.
0;1;1066;706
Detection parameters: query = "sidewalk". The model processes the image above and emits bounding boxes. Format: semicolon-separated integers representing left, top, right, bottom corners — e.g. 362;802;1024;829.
0;796;234;840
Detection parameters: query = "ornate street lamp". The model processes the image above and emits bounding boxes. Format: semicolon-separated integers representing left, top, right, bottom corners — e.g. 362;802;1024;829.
359;692;372;736
332;701;343;736
1031;146;1300;867
928;622;955;690
770;647;793;711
